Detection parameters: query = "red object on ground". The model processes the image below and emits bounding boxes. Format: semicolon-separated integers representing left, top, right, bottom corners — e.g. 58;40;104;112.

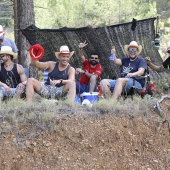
97;85;103;98
29;44;44;61
140;83;156;95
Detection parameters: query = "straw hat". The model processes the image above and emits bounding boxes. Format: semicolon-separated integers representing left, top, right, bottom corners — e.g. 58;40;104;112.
55;45;74;59
166;46;170;52
0;25;5;39
0;46;17;59
124;41;142;55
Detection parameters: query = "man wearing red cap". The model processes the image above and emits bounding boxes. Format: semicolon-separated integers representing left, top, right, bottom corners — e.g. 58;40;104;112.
0;25;18;57
26;45;76;104
145;46;170;72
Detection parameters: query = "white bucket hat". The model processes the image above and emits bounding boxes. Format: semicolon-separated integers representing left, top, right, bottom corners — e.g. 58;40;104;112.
124;41;142;55
0;25;5;39
55;45;74;59
0;46;17;59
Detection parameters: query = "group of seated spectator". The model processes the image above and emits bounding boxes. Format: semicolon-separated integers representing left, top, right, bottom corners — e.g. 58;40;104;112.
0;24;170;105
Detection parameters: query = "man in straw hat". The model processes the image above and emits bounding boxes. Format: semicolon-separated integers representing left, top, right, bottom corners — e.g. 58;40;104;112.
26;45;76;104
0;46;27;99
0;25;18;57
76;41;103;94
100;41;147;99
145;46;170;72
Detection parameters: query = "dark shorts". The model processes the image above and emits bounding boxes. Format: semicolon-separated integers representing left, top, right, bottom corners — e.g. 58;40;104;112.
37;83;66;99
76;80;98;94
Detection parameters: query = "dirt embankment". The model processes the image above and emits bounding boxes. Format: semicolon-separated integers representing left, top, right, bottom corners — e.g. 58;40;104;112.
0;103;170;170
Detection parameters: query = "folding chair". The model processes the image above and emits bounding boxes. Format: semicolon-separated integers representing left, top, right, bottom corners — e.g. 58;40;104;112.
123;67;156;99
43;69;49;82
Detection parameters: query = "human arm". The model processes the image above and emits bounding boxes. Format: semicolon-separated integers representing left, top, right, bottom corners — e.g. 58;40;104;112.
126;67;145;78
83;64;102;79
76;68;85;74
0;81;11;93
16;64;27;89
145;56;165;72
76;59;102;79
78;41;88;63
126;58;146;78
76;67;99;78
109;46;122;65
31;59;53;71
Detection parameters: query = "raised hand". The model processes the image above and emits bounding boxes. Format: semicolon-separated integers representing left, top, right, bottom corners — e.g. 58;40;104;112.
111;46;116;55
109;46;116;61
79;40;88;49
145;56;151;65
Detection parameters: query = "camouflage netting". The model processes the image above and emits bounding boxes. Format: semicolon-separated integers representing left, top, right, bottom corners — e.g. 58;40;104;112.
21;17;166;80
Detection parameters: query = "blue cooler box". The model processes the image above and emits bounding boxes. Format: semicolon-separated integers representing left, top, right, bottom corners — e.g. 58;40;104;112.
80;92;99;103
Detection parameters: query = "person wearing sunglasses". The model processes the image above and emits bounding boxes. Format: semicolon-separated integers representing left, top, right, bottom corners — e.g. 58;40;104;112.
0;25;18;58
0;46;27;99
75;41;103;94
100;41;147;99
145;46;170;72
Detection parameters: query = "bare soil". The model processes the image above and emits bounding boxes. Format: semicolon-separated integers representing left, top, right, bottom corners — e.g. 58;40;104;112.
0;98;170;170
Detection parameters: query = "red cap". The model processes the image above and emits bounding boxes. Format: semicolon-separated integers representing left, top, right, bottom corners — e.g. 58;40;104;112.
29;44;44;61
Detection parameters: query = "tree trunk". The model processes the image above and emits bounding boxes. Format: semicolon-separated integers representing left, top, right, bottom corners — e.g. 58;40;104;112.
13;0;38;79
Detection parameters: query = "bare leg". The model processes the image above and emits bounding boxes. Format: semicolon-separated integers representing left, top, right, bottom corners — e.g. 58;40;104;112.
113;78;127;99
14;85;26;98
26;78;41;104
89;75;97;92
63;80;76;101
100;79;112;98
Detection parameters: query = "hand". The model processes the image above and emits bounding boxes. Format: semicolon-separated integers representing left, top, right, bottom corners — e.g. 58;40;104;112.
126;73;135;78
17;83;25;90
4;84;11;94
79;40;88;49
50;79;60;86
76;68;84;74
111;46;116;55
145;57;151;65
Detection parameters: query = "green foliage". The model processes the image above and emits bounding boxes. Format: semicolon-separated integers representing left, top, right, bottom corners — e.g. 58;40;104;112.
32;0;170;68
0;0;13;27
34;0;159;28
154;75;170;95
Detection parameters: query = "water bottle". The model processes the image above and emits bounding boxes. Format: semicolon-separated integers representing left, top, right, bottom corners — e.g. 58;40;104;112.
0;89;3;101
109;55;115;61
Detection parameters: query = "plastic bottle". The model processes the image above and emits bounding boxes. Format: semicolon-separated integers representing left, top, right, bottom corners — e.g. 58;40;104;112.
0;89;3;101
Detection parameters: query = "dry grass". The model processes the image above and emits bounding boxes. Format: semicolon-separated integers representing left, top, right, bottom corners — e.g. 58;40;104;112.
0;93;162;135
0;90;170;169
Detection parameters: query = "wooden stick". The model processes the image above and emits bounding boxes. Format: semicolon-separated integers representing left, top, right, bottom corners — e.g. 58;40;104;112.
156;95;170;117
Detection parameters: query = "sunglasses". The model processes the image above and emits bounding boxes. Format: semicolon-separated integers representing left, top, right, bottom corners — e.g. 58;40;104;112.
167;50;170;54
0;54;7;59
128;48;138;53
90;57;98;60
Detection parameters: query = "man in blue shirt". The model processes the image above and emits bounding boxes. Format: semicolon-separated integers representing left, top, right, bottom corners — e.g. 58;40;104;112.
100;41;147;99
0;25;18;58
